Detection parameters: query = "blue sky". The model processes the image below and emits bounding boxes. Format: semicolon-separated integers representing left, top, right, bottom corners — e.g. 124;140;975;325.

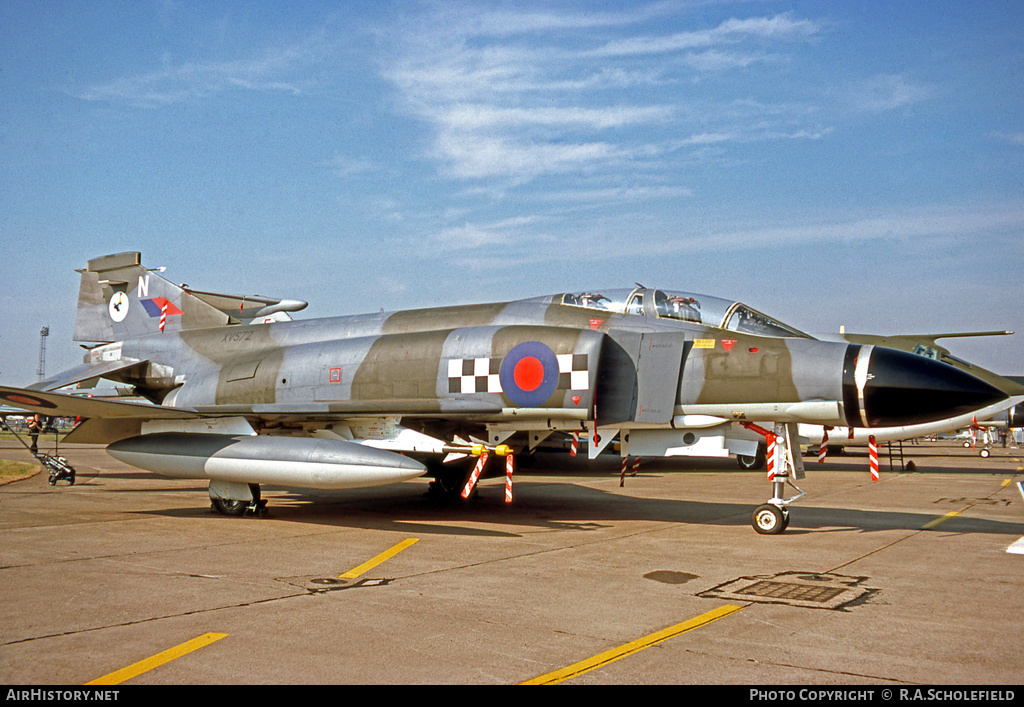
1;1;1022;385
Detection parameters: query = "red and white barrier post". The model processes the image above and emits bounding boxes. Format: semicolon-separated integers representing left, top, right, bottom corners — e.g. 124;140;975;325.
868;435;879;481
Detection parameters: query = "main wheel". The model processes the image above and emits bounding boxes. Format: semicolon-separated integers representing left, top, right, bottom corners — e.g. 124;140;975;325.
210;483;261;516
752;504;788;535
211;498;248;516
737;443;766;470
426;458;477;502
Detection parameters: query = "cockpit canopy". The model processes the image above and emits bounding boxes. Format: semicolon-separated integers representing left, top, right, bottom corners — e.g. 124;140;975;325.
556;287;810;338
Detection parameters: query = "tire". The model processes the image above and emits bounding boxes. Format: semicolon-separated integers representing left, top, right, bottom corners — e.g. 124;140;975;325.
737;443;766;470
211;498;248;516
211;483;261;516
751;504;787;535
426;458;477;502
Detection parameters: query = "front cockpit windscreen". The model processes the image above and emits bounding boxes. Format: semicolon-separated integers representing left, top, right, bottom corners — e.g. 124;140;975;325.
721;303;809;338
558;288;810;338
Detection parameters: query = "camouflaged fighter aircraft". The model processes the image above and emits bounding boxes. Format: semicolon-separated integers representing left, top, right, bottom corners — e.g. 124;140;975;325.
0;251;1012;534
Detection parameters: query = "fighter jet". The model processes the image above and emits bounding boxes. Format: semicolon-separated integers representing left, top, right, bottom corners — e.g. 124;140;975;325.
0;252;1012;534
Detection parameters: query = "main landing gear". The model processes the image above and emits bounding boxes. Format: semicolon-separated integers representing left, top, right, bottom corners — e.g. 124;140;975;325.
742;422;806;535
209;481;267;517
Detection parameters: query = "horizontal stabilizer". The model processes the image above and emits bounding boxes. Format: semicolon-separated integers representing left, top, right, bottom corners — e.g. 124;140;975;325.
184;288;308;322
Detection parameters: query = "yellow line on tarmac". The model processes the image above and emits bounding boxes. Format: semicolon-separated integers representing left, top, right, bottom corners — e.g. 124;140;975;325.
924;477;1021;529
922;510;963;530
521;604;744;685
339;538;419;579
85;632;228;685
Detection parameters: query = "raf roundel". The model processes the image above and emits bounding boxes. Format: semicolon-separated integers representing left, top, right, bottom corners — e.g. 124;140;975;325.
499;341;560;408
0;392;57;409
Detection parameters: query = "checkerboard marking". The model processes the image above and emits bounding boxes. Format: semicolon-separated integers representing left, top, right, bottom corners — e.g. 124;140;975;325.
448;353;588;395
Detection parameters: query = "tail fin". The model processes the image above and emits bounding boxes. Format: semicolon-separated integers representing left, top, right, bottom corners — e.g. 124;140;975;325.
74;252;230;342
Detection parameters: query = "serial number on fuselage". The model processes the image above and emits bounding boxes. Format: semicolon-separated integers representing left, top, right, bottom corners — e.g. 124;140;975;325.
221;331;255;342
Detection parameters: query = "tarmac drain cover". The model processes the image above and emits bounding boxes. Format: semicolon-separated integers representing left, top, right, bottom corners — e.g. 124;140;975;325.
297;577;392;592
699;571;876;611
644;571;699;584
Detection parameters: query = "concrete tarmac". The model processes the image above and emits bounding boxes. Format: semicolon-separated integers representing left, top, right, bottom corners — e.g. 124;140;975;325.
1;438;1022;685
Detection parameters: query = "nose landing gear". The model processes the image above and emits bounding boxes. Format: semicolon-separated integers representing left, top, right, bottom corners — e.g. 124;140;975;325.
742;421;805;535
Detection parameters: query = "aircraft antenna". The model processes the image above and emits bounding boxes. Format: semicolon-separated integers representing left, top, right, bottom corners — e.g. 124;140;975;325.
37;326;49;381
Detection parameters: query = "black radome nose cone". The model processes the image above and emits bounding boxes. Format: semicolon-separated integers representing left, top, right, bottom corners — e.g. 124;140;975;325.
859;347;1007;427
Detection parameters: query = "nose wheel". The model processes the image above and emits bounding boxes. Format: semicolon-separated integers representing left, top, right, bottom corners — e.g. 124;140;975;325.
752;503;789;534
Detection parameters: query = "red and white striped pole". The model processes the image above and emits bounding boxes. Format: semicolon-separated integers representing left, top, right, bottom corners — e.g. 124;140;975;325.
461;451;489;499
818;428;829;464
570;431;579;457
766;433;778;481
504;454;514;503
868;435;879;481
620;456;641;487
159;301;168;333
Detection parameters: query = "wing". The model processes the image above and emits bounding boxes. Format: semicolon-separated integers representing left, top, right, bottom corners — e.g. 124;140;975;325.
0;385;197;420
0;384;199;444
27;360;146;392
842;330;1013;359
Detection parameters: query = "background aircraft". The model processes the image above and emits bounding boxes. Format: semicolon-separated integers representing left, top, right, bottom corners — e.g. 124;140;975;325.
797;334;1023;458
0;252;1012;534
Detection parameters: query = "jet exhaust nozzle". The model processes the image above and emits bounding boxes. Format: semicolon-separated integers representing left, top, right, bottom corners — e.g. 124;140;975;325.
107;433;427;489
843;345;1008;429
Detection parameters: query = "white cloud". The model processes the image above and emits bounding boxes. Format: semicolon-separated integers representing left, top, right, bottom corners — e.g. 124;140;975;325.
72;33;329;107
384;6;827;187
634;202;1024;256
587;14;822;57
846;73;935;113
434;215;544;249
438;104;674;131
434;133;623;179
992;131;1024;146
